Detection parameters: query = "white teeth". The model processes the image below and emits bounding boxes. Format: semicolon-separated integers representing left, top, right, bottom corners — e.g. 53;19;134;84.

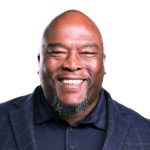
62;79;83;85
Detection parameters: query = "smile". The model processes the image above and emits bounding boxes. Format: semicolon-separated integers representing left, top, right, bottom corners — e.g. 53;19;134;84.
60;79;84;85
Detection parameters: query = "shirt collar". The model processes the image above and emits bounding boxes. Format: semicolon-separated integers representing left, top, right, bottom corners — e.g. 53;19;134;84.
34;87;56;124
34;87;107;130
81;88;107;130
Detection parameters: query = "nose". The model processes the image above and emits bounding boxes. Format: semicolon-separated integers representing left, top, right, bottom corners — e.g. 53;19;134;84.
62;51;82;72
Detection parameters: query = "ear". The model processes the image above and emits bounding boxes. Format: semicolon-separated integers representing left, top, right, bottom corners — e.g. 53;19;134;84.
103;53;106;62
37;54;40;62
37;54;40;74
103;54;106;75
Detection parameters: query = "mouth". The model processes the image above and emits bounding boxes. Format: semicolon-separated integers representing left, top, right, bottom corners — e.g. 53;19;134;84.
59;79;85;85
57;78;87;94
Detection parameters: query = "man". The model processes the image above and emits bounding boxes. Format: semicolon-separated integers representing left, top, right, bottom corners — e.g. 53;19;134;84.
0;10;150;150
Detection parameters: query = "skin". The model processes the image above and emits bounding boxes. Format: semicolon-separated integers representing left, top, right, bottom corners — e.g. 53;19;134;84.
38;10;105;124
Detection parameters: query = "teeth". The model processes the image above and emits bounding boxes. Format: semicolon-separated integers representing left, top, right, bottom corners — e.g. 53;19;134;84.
61;79;83;85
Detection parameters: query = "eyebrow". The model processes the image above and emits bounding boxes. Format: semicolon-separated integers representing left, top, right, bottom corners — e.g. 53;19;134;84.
80;43;100;50
47;42;101;50
47;43;65;48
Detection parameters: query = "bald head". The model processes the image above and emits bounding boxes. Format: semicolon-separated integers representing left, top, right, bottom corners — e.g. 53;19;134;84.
42;10;103;50
38;10;106;121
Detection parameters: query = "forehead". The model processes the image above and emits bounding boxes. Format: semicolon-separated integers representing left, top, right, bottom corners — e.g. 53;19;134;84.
43;11;103;49
49;24;101;44
50;25;100;42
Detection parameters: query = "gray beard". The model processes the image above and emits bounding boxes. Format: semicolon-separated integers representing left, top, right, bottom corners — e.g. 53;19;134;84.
49;92;90;118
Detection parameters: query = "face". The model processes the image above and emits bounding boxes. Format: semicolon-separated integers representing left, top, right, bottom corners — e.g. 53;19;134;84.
38;15;105;116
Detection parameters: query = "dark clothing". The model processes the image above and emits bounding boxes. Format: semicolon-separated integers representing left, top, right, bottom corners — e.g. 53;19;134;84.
0;86;150;150
34;87;107;150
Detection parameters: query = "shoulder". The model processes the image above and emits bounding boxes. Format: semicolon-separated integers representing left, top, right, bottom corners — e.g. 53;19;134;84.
111;95;150;126
103;88;149;120
0;86;41;149
103;88;150;130
113;97;149;120
114;99;150;125
115;101;150;146
103;89;150;147
0;94;32;145
0;86;41;116
0;94;31;117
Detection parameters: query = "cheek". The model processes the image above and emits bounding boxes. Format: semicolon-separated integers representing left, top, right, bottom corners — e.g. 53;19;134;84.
87;59;104;78
39;60;59;96
39;59;55;84
42;58;60;75
87;60;104;92
87;60;104;96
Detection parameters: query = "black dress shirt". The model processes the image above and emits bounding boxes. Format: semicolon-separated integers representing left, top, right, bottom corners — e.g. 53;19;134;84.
34;87;107;150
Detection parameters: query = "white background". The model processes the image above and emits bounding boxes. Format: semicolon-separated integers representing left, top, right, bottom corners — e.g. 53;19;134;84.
0;0;150;118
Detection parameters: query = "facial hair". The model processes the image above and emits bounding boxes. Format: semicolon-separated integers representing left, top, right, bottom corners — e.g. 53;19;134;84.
49;91;90;118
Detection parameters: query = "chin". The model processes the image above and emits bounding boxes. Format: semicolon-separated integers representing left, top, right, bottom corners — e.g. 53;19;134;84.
50;94;90;117
58;95;87;106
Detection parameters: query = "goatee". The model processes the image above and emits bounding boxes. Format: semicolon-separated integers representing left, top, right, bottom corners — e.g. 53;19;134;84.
49;92;90;118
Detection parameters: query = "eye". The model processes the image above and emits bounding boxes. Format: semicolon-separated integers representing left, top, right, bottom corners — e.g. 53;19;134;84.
80;50;97;57
47;48;67;58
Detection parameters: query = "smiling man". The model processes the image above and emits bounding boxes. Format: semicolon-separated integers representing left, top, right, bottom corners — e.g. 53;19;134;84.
38;10;105;124
0;10;150;150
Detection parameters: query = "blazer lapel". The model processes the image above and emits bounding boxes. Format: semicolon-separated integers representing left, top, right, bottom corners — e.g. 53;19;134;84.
103;92;130;150
9;94;36;150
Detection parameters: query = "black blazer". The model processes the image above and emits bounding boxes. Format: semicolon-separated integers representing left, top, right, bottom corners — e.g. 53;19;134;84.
0;86;150;150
